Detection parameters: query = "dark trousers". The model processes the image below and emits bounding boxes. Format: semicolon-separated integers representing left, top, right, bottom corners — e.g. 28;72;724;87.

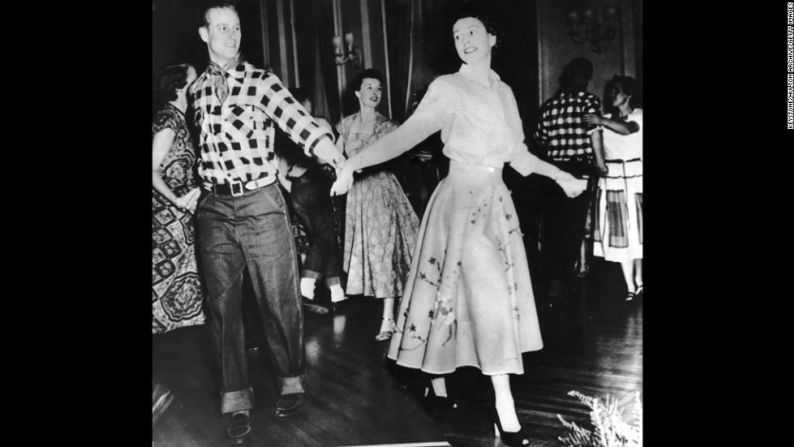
289;175;341;285
196;183;304;414
540;164;594;289
506;171;545;275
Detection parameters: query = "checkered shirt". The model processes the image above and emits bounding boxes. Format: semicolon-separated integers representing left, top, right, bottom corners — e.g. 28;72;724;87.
190;62;334;185
533;90;601;164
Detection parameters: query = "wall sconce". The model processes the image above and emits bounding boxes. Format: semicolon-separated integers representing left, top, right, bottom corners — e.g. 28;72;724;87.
567;2;621;53
333;32;361;68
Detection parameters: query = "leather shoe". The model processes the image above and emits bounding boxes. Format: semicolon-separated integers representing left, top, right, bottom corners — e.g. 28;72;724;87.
226;412;252;445
274;393;304;417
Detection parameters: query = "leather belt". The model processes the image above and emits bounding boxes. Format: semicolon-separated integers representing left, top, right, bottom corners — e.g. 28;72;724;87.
203;176;275;197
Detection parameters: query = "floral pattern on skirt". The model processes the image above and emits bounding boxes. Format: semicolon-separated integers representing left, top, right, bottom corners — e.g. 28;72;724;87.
387;162;543;375
344;170;420;298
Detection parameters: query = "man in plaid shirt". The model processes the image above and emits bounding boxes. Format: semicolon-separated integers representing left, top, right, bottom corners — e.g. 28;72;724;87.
532;57;606;309
189;2;346;443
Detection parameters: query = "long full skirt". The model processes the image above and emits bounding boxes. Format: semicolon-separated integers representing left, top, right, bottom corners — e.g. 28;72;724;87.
387;162;543;375
593;158;643;262
344;170;420;299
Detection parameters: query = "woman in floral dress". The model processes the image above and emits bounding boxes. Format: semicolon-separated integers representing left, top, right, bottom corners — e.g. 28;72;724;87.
331;10;586;446
336;69;420;341
152;63;205;334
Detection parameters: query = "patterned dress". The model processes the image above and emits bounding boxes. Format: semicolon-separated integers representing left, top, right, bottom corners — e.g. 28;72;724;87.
386;65;543;375
152;104;206;334
337;112;420;299
593;110;643;262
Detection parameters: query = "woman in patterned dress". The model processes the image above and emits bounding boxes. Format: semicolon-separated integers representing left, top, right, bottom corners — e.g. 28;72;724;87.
331;10;586;446
336;69;420;341
585;75;643;301
152;63;205;334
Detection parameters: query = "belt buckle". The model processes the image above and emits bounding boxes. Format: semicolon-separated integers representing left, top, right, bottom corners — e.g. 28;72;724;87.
230;180;244;197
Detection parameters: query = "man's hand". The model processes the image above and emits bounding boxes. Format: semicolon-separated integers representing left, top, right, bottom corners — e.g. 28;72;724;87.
330;163;354;196
174;187;202;213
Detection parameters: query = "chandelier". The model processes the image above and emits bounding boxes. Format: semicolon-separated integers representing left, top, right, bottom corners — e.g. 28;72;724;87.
567;2;621;54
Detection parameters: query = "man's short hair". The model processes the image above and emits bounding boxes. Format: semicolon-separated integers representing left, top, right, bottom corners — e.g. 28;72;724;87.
202;1;238;27
559;57;594;92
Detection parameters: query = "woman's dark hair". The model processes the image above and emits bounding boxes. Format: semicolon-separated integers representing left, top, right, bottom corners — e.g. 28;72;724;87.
603;75;642;115
352;68;384;92
448;3;501;48
153;63;192;111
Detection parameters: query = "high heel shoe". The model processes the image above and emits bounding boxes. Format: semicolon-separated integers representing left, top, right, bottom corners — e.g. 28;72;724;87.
422;386;458;419
487;406;530;446
375;318;395;341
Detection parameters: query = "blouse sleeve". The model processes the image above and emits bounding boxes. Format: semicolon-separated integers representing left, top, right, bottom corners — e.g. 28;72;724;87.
341;79;451;168
399;78;450;141
503;86;539;176
508;142;539;176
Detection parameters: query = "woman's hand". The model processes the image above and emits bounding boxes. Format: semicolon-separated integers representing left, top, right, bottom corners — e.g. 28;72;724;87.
330;162;354;196
556;172;588;198
174;187;202;213
583;113;602;126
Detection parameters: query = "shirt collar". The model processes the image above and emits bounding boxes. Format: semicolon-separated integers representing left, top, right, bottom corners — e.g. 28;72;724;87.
458;63;501;89
228;61;248;85
205;57;247;84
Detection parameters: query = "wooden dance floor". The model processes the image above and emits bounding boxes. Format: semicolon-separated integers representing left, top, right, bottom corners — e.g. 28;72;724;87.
152;259;642;446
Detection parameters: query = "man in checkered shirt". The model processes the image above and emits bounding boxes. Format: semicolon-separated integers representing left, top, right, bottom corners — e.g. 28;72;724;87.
189;2;346;442
532;57;607;309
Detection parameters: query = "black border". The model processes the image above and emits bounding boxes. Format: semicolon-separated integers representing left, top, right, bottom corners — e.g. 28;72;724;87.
35;0;791;444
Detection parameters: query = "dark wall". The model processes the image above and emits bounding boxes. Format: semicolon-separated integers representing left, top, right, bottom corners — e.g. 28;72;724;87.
410;0;539;130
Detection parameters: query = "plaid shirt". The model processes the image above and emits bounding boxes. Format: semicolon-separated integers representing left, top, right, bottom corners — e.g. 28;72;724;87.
533;90;601;165
190;62;334;185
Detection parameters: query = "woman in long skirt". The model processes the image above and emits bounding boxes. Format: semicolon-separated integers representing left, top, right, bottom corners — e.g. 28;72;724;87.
585;75;643;301
331;9;586;446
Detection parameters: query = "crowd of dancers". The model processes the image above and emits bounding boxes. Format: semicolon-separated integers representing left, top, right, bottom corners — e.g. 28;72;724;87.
152;2;642;445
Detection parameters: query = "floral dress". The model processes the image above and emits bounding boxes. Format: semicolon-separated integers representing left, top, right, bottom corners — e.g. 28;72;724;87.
152;104;206;334
337;112;420;299
386;65;543;375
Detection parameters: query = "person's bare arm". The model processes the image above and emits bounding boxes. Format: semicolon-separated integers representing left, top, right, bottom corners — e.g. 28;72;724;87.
590;129;608;176
152;129;200;211
584;114;639;135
